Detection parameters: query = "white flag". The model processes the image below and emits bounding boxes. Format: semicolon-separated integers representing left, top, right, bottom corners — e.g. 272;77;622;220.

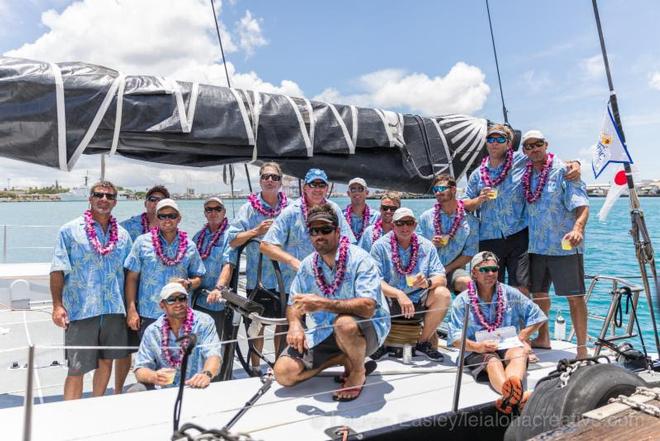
592;101;633;179
598;167;628;221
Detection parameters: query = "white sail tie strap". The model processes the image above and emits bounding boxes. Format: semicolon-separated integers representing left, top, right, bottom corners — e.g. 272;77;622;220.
327;103;355;154
350;105;358;149
303;97;315;149
374;108;394;147
430;118;455;178
284;95;313;157
229;88;255;147
187;82;199;130
109;73;126;156
49;62;67;172
168;78;197;134
67;73;123;170
251;91;262;162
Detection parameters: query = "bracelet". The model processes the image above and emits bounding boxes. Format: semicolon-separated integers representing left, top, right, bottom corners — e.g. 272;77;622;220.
202;370;214;380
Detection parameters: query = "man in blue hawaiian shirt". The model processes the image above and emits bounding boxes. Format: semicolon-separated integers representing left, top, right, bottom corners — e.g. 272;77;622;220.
120;185;170;241
521;130;590;359
133;282;221;390
344;177;380;242
447;252;547;414
359;192;401;253
260;168;356;293
370;208;450;361
418;174;478;293
273;204;389;401
50;180;133;400
124;198;206;340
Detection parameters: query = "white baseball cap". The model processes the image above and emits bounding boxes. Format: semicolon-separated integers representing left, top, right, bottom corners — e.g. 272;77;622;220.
348;177;368;189
156;198;180;214
470;251;499;269
159;282;187;300
521;130;546;144
392;207;416;222
204;197;224;207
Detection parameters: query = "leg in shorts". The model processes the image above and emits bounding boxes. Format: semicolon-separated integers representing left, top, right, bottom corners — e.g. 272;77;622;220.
65;314;128;376
479;227;530;289
388;292;428;321
446;268;471;293
281;316;380;370
529;253;585;296
138;316;158;341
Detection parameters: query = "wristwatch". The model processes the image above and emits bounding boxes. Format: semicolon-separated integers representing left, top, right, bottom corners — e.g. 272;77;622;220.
426;278;433;289
202;370;214;380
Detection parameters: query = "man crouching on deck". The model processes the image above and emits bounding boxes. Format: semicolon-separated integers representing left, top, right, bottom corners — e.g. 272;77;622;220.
273;204;391;402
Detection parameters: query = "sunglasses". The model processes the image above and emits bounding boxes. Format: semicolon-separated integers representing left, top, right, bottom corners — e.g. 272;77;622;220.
157;213;179;220
309;225;336;236
381;205;399;212
394;220;415;227
205;206;224;213
477;265;499;274
308;181;328;189
260;174;282;182
349;186;365;193
432;185;450;193
146;196;163;203
164;294;188;305
486;136;508;144
523;140;545;151
92;192;117;201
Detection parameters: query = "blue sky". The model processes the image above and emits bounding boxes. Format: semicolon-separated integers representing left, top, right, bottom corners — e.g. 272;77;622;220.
1;0;659;191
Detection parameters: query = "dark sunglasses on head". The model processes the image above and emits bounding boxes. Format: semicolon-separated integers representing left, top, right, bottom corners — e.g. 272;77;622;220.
308;181;328;189
478;265;499;274
309;225;336;236
381;205;399;212
486;136;508;144
92;192;117;201
146;196;163;203
164;294;188;305
205;206;224;213
260;174;282;182
349;186;365;193
394;220;415;227
523;140;545;151
157;213;179;220
432;185;450;193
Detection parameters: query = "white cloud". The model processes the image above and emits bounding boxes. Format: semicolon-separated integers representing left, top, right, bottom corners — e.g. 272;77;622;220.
580;54;605;79
520;70;552;94
314;62;490;115
649;72;660;90
235;10;267;58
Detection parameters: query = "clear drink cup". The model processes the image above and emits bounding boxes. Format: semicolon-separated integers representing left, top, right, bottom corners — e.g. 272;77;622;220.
439;235;449;246
159;367;176;385
406;274;416;287
488;189;498;200
561;238;573;251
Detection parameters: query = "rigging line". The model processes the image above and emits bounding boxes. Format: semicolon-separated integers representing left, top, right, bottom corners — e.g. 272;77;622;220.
485;0;509;124
210;0;232;89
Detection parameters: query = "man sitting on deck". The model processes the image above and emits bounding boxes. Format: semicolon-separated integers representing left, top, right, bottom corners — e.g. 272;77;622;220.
447;252;547;414
131;282;221;390
273;204;390;402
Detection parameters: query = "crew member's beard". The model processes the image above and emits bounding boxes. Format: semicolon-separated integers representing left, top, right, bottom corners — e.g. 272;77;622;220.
313;238;337;256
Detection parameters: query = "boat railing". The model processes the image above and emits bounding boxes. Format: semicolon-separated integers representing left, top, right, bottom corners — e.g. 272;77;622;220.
1;224;59;263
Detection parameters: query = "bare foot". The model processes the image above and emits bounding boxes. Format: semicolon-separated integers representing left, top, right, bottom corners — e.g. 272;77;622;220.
333;369;366;401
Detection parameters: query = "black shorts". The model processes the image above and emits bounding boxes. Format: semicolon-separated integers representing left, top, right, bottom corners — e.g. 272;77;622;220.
529;253;586;296
138;316;158;341
282;316;379;370
249;287;287;318
65;314;128;376
464;349;528;382
479;227;530;289
388;292;428;321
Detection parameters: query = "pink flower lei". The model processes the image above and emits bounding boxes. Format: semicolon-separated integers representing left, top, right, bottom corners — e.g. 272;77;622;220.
433;200;465;240
480;148;514;187
84;209;119;256
372;218;384;243
151;227;188;266
467;281;506;332
195;218;228;260
140;212;149;234
344;204;371;240
390;233;420;275
162;307;194;368
522;153;554;203
313;236;350;297
300;195;326;222
248;192;288;217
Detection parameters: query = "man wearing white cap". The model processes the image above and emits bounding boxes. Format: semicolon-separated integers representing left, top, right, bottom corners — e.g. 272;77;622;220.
132;282;221;390
124;198;206;340
344;178;379;242
520;130;590;359
370;207;450;360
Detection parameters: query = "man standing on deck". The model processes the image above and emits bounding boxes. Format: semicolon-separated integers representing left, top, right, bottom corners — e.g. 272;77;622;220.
273;204;390;402
344;177;379;242
50;180;133;400
260;168;355;294
418;174;478;293
358;192;401;253
370;208;450;360
124;199;206;339
521;130;590;359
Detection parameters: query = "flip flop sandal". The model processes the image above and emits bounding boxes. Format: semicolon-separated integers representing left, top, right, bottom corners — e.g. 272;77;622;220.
334;360;377;384
495;376;523;414
333;378;367;402
528;351;540;363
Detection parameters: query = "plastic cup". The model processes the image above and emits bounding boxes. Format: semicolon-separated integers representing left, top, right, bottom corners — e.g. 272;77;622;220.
561;238;573;251
406;274;416;287
159;368;176;385
439;235;449;247
488;189;498;200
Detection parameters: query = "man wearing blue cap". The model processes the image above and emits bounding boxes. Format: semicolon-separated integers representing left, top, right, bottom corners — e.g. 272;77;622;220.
261;168;356;294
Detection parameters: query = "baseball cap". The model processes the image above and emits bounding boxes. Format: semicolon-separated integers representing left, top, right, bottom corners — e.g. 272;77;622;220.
392;207;416;222
348;177;368;189
521;130;545;144
306;208;339;227
159;282;187;301
470;251;499;269
156;198;180;213
487;128;509;138
304;168;329;184
204;196;224;207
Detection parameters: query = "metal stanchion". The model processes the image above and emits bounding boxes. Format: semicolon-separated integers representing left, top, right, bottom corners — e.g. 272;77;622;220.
452;302;471;412
22;345;35;441
2;224;7;262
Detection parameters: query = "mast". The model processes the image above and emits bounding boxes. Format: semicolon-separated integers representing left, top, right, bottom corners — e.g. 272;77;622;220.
592;0;660;354
485;0;509;124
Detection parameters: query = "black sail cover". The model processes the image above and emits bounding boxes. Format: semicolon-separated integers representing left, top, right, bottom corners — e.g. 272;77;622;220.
0;56;505;193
